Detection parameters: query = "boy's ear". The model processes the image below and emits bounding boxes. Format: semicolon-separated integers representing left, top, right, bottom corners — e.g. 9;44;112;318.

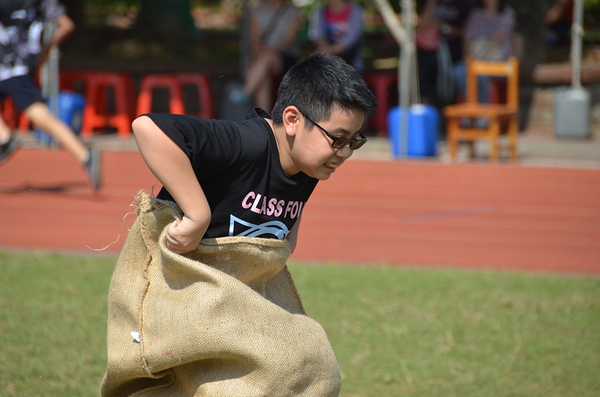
282;106;302;137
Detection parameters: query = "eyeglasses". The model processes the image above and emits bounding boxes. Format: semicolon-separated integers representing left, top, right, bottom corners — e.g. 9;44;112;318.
299;110;367;150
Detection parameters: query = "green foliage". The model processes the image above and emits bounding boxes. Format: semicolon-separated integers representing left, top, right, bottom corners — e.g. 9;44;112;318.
584;0;600;22
585;0;600;8
0;251;598;397
86;0;138;6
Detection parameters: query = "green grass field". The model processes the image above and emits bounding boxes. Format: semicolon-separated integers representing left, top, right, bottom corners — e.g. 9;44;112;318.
1;250;598;397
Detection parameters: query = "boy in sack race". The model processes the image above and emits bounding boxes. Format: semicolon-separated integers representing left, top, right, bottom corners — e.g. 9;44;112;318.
101;54;377;397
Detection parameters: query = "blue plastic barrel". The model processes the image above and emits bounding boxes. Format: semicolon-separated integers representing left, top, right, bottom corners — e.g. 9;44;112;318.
36;91;86;146
387;104;440;158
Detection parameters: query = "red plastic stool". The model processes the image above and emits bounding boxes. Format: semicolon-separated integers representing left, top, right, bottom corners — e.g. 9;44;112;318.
176;73;214;119
1;97;18;130
60;69;91;94
82;72;134;138
18;112;30;132
1;97;31;132
136;74;184;117
364;73;398;136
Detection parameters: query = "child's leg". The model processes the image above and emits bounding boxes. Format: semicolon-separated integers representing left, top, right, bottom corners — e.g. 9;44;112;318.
254;76;274;112
243;50;282;100
25;102;88;164
0;114;21;164
453;61;466;100
0;115;11;143
478;76;491;104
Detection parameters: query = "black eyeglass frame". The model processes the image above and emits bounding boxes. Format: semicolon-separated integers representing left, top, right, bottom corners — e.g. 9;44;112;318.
298;110;368;150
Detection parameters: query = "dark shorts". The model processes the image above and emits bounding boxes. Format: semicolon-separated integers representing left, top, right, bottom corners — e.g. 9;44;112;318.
0;75;45;112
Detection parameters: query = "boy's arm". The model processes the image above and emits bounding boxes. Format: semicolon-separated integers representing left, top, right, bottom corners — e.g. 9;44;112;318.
50;14;75;46
37;14;75;67
132;116;211;254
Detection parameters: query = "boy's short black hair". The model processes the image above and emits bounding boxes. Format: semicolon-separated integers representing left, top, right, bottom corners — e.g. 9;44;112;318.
272;54;377;126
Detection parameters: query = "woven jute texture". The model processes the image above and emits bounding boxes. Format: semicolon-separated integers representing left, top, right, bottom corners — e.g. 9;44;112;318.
100;191;341;397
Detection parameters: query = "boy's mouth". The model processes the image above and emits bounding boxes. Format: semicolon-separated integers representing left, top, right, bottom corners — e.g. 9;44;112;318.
325;162;340;169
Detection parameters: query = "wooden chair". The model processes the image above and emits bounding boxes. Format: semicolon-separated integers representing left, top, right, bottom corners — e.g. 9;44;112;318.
443;56;519;161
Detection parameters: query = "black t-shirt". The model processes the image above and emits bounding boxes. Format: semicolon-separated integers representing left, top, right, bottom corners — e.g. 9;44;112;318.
147;108;319;240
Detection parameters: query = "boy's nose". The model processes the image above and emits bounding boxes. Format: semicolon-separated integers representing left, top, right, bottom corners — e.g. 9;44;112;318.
335;145;353;159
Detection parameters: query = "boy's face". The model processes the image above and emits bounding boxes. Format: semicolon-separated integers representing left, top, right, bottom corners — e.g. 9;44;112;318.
288;106;365;181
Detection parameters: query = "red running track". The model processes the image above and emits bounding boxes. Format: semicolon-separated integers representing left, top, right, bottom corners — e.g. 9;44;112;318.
1;148;599;275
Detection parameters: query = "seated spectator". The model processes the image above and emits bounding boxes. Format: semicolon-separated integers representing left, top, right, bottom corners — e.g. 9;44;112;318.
231;0;302;112
309;0;365;72
435;0;477;64
453;0;517;104
545;0;573;47
415;0;475;106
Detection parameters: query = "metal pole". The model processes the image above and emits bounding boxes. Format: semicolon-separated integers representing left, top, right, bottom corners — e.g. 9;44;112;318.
42;0;60;118
399;0;414;157
553;0;590;138
40;1;59;146
571;0;584;89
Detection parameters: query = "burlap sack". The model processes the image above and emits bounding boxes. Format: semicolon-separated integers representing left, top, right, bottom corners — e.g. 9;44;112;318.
100;191;341;397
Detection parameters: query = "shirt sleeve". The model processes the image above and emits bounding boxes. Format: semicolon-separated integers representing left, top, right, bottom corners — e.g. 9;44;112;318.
144;113;244;181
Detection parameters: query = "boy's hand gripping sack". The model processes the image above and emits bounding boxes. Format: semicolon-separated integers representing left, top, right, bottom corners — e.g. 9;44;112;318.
101;191;341;396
